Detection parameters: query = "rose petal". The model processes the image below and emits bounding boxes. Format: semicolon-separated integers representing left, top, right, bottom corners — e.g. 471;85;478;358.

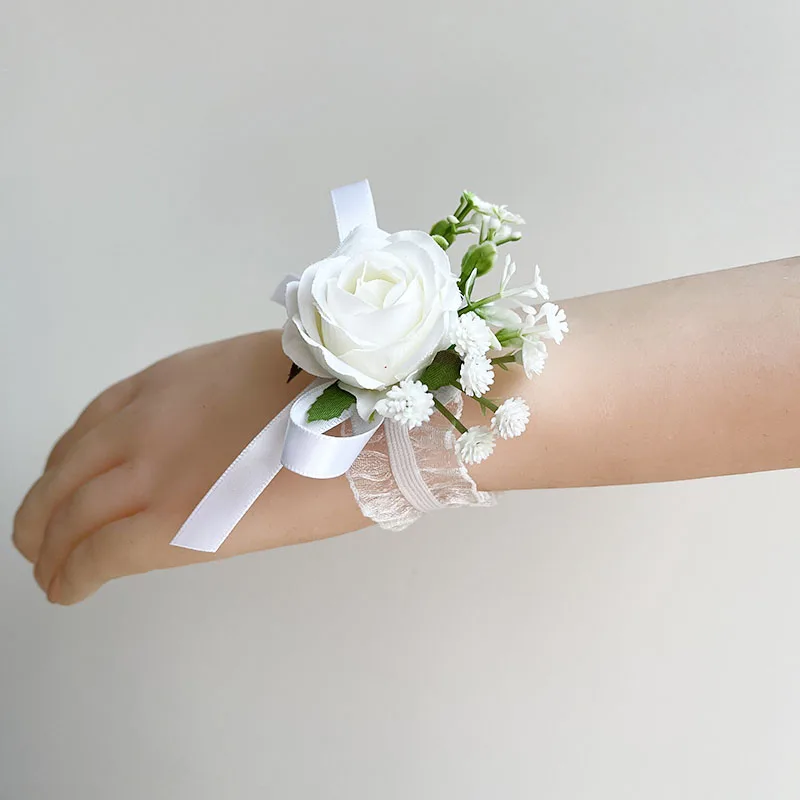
281;321;329;378
284;280;300;318
332;225;390;258
294;320;385;389
387;230;453;275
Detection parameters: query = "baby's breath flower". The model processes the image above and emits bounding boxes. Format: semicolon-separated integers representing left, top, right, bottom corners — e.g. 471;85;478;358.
459;354;495;397
491;397;530;439
375;379;434;429
454;312;497;359
455;426;496;465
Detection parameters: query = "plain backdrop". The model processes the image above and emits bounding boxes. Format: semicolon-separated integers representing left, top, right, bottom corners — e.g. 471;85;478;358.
2;1;800;798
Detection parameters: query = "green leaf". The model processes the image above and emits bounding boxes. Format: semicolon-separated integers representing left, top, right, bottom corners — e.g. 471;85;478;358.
307;383;356;422
419;350;462;391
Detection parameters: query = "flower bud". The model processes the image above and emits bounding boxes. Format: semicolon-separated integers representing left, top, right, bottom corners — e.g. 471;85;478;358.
460;241;497;279
430;219;456;245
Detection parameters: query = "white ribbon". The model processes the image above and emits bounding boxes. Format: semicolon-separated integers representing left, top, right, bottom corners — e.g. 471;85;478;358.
171;180;383;552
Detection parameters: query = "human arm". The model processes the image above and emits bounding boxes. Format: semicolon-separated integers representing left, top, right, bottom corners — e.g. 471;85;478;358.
12;256;800;604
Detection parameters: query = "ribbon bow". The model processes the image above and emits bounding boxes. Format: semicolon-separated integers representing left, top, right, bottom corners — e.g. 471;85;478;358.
171;180;383;552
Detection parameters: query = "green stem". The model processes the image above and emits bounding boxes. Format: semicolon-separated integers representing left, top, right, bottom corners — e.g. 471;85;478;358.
495;327;523;346
473;396;498;413
455;192;475;221
491;354;517;366
433;397;468;435
458;292;502;315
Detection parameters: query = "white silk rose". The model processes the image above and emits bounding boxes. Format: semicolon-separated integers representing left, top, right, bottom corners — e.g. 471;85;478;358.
282;225;461;417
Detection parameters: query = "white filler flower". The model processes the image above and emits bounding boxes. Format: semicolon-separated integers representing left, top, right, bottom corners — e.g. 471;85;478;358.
529;264;549;301
520;302;569;344
282;226;461;418
516;338;548;378
460;354;495;397
513;301;568;378
455;426;496;465
454;312;495;359
491;397;530;439
469;196;526;226
375;379;435;429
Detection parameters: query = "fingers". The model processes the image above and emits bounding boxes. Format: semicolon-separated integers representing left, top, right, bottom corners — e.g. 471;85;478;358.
33;462;149;594
46;377;138;470
13;409;134;564
48;514;149;605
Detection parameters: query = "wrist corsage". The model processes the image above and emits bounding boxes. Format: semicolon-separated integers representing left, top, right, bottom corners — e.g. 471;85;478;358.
283;185;567;464
171;180;567;552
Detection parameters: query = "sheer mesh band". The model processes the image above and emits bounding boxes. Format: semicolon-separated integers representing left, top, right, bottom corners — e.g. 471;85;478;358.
345;386;497;531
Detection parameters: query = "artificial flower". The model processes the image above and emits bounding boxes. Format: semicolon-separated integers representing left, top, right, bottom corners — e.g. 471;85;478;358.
469;195;526;226
455;426;496;464
516;338;548;378
491;397;530;439
282;226;461;410
453;312;498;359
519;302;569;344
375;379;435;429
459;354;495;397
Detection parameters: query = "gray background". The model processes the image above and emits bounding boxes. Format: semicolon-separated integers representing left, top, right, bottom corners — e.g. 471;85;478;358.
3;0;800;797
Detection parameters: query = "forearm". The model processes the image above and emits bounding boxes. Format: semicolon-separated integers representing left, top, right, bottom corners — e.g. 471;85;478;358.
251;255;800;550
14;256;800;604
469;255;800;491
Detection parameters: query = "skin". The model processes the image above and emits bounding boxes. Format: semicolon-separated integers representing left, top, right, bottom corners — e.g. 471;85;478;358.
12;256;800;605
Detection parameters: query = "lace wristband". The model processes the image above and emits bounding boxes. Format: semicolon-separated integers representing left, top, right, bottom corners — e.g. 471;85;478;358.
346;386;495;531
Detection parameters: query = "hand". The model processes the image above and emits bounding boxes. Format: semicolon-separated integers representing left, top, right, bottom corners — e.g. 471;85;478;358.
15;257;799;604
13;331;368;605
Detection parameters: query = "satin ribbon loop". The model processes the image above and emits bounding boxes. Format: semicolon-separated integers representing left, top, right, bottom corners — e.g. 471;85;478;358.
282;381;382;479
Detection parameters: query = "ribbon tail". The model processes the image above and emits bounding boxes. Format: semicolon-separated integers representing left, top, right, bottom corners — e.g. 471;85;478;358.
170;404;292;553
330;179;377;241
170;381;383;553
